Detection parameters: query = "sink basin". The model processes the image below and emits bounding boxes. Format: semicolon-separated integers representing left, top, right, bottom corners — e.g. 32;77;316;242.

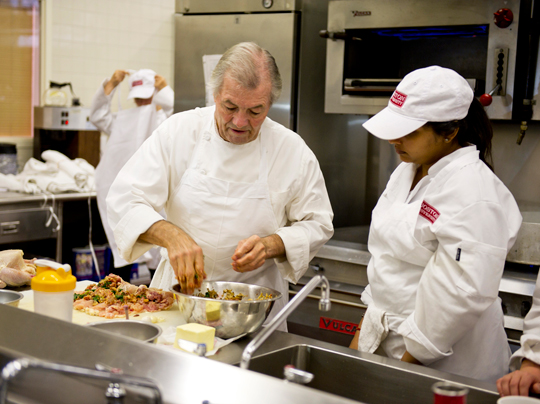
245;344;499;404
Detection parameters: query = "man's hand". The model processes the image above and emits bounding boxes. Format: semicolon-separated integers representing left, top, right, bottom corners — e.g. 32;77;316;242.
231;234;285;273
349;317;363;350
401;351;422;365
104;70;128;95
139;220;206;294
497;359;540;397
154;75;167;91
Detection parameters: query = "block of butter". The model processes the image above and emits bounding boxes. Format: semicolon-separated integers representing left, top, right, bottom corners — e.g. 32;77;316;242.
174;323;215;352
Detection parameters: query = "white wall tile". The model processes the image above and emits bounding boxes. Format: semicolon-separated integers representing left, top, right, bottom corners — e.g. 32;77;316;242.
47;0;175;109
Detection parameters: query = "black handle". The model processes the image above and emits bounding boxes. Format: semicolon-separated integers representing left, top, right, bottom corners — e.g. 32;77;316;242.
319;30;348;40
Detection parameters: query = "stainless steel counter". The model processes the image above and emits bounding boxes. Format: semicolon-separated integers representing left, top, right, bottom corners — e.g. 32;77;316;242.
0;191;96;205
0;304;500;404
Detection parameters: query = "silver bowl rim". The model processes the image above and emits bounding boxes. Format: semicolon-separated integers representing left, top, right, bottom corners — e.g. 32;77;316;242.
0;289;24;304
171;280;282;304
85;319;163;341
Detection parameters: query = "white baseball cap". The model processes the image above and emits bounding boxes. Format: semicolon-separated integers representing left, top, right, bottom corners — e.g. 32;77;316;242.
127;69;156;99
362;66;474;140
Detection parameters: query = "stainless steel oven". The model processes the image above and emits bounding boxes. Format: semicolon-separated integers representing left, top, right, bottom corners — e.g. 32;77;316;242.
322;0;540;121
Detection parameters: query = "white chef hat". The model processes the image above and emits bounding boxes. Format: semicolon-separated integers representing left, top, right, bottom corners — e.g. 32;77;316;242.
127;69;156;100
363;66;474;140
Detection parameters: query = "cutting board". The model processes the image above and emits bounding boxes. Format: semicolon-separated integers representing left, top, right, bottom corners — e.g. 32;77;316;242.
18;281;188;329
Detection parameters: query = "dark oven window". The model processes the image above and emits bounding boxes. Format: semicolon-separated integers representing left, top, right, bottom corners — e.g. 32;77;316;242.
343;25;489;96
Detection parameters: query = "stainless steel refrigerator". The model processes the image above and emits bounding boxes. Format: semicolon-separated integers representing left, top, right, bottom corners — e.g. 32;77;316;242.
174;0;300;130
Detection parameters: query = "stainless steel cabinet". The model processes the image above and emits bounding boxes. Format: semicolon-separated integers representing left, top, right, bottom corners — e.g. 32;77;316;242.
174;7;299;129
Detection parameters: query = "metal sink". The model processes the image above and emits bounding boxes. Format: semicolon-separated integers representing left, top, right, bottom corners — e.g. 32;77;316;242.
245;344;500;404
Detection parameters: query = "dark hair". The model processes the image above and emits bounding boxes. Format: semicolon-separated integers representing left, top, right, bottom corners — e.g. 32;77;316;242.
426;97;494;171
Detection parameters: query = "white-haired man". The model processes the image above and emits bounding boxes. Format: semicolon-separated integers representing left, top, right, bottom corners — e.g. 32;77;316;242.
106;43;334;326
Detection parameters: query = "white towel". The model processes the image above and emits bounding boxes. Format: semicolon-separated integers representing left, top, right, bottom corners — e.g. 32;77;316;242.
23;158;58;175
358;305;389;354
0;173;41;194
74;158;95;175
40;150;69;164
41;150;94;191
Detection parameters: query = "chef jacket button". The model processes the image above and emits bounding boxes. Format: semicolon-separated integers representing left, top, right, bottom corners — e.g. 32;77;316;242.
204;134;211;141
200;169;206;175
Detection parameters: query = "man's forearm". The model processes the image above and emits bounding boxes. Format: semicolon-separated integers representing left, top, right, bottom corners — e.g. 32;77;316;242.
139;220;186;250
261;234;286;260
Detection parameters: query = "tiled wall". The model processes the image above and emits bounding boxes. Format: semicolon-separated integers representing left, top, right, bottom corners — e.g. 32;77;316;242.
44;0;175;111
4;0;177;167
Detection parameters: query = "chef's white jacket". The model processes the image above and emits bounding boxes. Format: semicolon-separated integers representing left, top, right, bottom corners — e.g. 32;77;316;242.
509;273;540;370
360;145;522;382
106;106;334;285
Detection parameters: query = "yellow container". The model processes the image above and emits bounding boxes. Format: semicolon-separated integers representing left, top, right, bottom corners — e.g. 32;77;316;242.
31;259;76;322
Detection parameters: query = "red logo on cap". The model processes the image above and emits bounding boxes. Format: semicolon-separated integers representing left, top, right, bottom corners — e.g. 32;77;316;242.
390;90;407;108
419;201;440;224
132;80;143;87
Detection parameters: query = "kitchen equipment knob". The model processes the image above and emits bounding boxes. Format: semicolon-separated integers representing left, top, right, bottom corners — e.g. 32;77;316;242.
479;84;501;107
494;8;513;28
479;94;493;106
309;264;324;272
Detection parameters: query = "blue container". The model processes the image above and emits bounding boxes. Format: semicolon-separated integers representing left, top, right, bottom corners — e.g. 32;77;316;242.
72;245;111;281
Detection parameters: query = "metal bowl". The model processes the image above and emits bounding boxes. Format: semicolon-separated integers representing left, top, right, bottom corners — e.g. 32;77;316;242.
171;281;282;339
0;289;24;307
86;320;162;343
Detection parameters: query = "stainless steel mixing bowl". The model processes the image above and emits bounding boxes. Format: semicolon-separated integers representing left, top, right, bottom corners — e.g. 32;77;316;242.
171;281;282;339
0;289;24;307
86;320;162;343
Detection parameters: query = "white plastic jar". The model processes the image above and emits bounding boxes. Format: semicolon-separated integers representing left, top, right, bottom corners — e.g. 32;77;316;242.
31;259;76;322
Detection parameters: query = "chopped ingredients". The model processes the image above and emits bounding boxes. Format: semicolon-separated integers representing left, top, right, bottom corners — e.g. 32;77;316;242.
196;287;273;301
73;274;175;319
257;292;273;300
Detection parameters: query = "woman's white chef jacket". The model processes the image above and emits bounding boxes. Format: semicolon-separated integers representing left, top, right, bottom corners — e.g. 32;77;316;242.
106;106;334;319
509;272;540;370
90;79;174;268
359;145;522;383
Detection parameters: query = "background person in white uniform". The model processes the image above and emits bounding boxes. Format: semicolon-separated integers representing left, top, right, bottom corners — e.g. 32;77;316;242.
90;68;174;281
106;42;334;324
498;272;540;396
349;66;522;382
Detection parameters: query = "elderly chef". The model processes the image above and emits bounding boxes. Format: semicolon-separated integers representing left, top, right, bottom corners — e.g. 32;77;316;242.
349;66;522;382
106;42;334;324
498;271;540;396
90;68;174;281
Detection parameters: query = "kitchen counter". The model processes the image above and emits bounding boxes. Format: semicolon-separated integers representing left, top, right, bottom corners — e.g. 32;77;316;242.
0;190;96;205
0;303;500;404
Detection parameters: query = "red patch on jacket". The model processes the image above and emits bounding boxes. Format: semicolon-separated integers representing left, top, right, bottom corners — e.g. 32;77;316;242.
419;201;440;224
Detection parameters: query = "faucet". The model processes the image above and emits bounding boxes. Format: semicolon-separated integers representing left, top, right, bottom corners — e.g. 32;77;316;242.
0;357;162;404
240;274;331;369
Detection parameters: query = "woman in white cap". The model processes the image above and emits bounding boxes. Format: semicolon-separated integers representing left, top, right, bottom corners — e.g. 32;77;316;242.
90;69;174;281
349;65;522;382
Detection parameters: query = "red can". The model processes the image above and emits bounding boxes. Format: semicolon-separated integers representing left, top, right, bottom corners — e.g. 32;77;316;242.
432;381;469;404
